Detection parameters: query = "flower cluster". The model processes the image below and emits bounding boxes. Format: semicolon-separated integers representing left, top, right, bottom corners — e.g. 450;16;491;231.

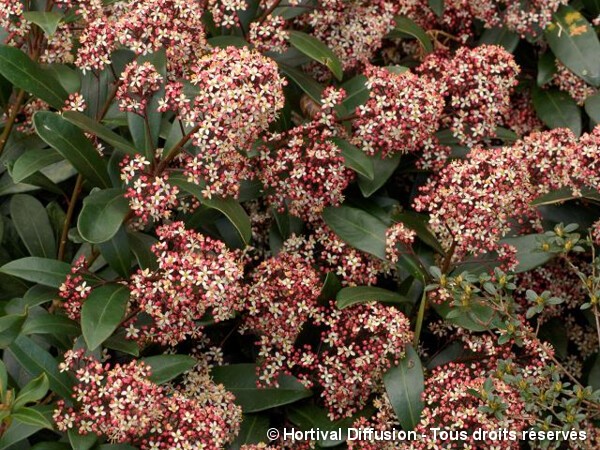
75;0;207;75
59;256;92;321
418;45;520;145
352;66;443;158
54;350;241;449
304;0;399;72
415;127;600;259
116;62;163;115
552;61;598;106
312;221;388;286
160;46;286;198
249;15;289;54
127;222;245;345
385;223;416;264
120;155;180;224
241;250;322;386
259;89;353;221
315;302;413;419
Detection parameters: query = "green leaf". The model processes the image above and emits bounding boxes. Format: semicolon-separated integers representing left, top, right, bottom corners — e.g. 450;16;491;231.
128;231;158;270
68;429;98;450
77;188;130;244
0;418;44;450
545;5;600;87
0;46;68;108
330;137;374;179
532;86;582;136
288;31;343;80
0;257;70;287
336;286;411;309
589;353;600;391
0;360;7;400
34;111;111;187
383;345;424;431
478;26;519;52
211;364;312;412
104;331;139;356
340;75;369;113
229;414;270;449
127;51;165;159
46;64;81;94
323;206;388;259
143;355;196;384
22;313;79;336
12;407;53;430
500;234;553;273
537;52;557;86
428;0;444;17
62;111;138;156
357;153;401;197
13;373;49;410
0;312;26;348
11;149;63;183
173;179;252;245
7;335;73;399
585;92;600;123
81;284;129;351
208;36;251;49
389;17;433;54
10;195;56;258
279;63;324;103
393;212;445;254
22;11;63;36
98;226;131;277
531;186;600;206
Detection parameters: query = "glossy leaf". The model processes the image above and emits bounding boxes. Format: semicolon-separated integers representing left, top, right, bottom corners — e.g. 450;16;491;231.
500;234;553;273
81;284;130;351
230;414;270;449
323;206;388;259
336;286;411;309
357;153;401;197
330;137;374;179
62;111;138;156
7;335;73;399
34;111;111;187
13;373;49;409
22;314;79;336
212;364;312;412
531;186;600;206
288;31;343;80
0;312;26;348
545;5;600;87
478;26;519;52
12;407;53;429
383;345;424;431
0;257;70;288
0;46;68;108
143;355;196;384
537;52;557;86
389;17;433;54
10;195;56;258
585;92;600;123
22;12;63;36
532;86;582;136
173;179;252;245
11;149;63;183
77;188;130;244
279;63;324;103
98;226;131;277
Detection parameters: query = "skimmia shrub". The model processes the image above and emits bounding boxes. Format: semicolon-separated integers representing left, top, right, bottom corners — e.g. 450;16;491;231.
1;1;600;449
